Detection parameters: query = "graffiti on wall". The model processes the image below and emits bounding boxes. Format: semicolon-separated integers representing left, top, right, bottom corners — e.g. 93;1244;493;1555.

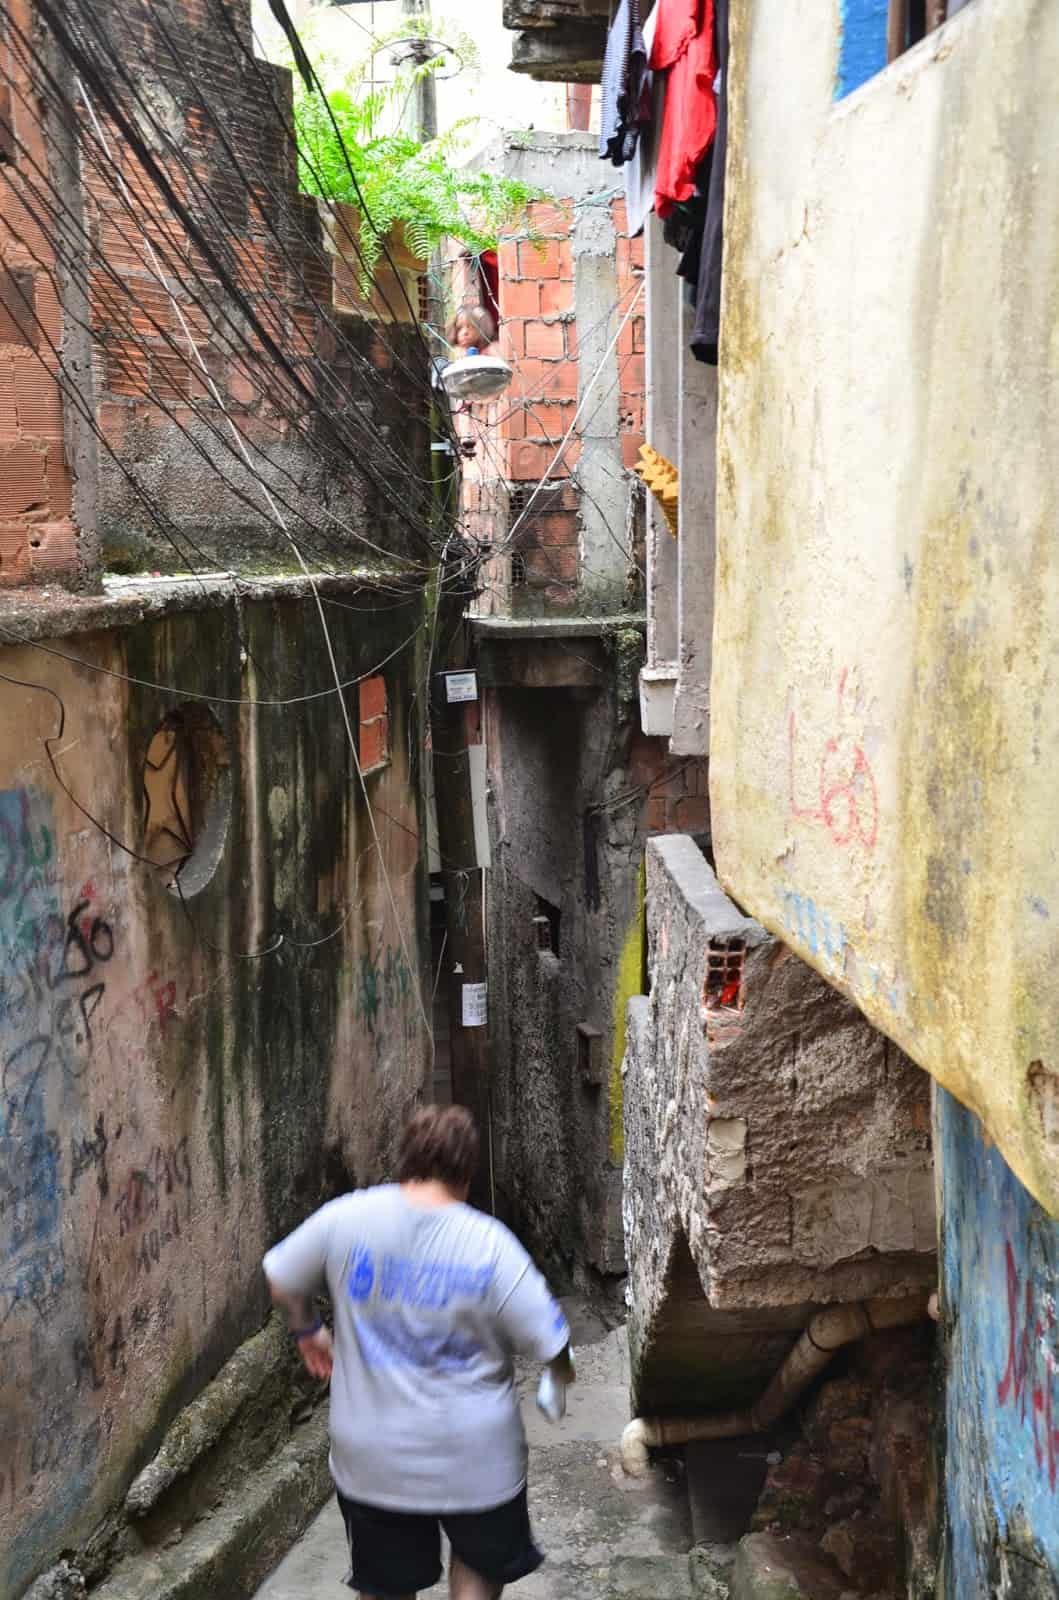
0;788;71;1331
0;786;194;1592
997;1239;1059;1490
940;1088;1059;1592
788;669;879;852
355;935;416;1067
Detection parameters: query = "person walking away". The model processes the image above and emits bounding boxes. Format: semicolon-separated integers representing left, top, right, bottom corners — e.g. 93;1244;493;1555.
263;1105;575;1600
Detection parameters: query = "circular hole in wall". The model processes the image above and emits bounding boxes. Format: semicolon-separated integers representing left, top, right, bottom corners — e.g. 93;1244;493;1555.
142;706;232;898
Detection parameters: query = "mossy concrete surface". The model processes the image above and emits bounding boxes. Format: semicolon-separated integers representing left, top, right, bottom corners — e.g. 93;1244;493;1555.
89;1411;332;1600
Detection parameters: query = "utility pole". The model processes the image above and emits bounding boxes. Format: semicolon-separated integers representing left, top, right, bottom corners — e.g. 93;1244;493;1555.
395;0;438;144
401;0;489;1191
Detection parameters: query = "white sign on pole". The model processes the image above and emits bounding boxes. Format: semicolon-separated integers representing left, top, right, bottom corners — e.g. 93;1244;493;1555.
461;982;488;1028
445;671;479;704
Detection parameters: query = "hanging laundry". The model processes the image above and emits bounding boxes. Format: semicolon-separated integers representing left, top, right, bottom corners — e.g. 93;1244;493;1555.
651;0;717;220
623;4;664;236
599;0;651;167
691;0;728;363
661;151;712;287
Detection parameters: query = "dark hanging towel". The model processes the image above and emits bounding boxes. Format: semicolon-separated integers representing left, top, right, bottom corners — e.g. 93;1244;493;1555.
691;0;728;364
599;0;650;166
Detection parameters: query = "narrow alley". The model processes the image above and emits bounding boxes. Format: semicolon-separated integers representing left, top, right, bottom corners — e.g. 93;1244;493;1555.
255;1302;716;1600
2;0;1058;1596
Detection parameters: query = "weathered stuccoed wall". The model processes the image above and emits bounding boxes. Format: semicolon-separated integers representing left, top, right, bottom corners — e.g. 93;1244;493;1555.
937;1087;1059;1595
710;0;1059;1215
624;837;935;1413
0;585;429;1596
481;653;709;1288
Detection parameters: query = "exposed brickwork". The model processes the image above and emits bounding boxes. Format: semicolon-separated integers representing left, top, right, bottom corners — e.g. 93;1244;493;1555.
628;730;710;838
450;188;645;618
0;0;429;586
0;0;78;584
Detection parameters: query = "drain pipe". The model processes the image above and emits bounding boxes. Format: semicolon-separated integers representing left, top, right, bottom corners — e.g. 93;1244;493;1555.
620;1292;930;1476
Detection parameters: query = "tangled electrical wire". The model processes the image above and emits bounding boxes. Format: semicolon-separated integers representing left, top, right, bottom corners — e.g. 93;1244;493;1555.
4;0;467;586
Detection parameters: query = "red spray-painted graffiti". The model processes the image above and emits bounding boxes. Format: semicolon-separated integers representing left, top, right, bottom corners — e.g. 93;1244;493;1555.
788;669;879;852
997;1240;1059;1489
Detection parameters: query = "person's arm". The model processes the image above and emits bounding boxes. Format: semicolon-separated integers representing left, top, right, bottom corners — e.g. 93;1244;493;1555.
263;1204;337;1380
492;1230;575;1376
267;1279;334;1380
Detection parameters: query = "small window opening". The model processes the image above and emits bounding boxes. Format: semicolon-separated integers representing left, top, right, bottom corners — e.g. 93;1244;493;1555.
358;675;390;773
143;706;231;897
0;86;14;165
577;1022;604;1086
836;0;953;98
508;485;529;516
703;937;745;1011
417;273;432;327
534;895;561;956
511;552;527;588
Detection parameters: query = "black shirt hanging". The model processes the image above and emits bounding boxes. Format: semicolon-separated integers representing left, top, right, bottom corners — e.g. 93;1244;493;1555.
691;0;729;364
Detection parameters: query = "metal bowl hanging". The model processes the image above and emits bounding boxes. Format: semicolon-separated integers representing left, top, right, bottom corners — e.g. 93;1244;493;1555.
439;348;513;402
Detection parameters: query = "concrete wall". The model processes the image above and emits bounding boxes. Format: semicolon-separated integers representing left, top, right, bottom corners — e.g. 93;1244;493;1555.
623;836;935;1413
0;584;430;1595
481;658;709;1286
503;0;610;82
709;0;1059;1216
937;1087;1059;1596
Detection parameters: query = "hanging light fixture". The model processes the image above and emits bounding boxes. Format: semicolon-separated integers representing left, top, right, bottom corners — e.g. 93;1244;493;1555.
439;347;513;402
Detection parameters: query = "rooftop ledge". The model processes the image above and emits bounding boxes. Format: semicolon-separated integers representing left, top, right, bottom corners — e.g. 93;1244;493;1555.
0;569;417;646
471;613;646;640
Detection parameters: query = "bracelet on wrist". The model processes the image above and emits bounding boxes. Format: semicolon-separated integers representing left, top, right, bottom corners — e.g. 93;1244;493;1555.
293;1318;323;1342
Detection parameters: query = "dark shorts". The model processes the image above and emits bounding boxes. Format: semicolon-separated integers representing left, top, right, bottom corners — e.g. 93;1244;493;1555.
337;1485;543;1597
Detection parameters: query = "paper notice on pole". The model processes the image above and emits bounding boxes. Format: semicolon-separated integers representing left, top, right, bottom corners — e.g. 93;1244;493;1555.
461;982;488;1028
445;671;478;703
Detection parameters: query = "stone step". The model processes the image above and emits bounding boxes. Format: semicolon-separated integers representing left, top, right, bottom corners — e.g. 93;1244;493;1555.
89;1413;331;1600
730;1532;846;1600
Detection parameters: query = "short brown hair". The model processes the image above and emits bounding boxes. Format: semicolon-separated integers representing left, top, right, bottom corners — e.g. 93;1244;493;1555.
450;303;497;346
397;1104;480;1189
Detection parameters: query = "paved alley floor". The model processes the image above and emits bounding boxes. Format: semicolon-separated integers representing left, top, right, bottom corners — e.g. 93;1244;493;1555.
255;1301;705;1600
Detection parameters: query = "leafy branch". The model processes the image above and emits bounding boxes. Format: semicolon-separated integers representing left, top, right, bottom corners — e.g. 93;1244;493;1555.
289;38;548;292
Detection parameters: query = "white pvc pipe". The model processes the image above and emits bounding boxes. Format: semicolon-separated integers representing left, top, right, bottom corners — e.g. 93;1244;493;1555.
620;1292;930;1476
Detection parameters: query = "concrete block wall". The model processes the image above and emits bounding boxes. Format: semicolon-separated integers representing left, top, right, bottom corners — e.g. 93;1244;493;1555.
623;835;936;1414
452;134;645;617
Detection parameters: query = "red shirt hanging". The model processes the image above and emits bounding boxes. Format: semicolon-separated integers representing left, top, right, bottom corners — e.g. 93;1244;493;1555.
651;0;717;219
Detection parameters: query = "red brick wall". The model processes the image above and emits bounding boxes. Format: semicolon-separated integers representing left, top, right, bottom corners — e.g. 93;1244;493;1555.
0;0;78;585
628;731;710;837
453;193;645;616
0;0;427;588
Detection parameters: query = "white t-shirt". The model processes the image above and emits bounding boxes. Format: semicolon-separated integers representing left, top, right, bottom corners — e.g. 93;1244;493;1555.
262;1186;570;1513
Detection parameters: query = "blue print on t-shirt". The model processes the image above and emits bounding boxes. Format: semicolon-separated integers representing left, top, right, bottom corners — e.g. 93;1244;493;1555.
348;1246;376;1302
356;1312;481;1371
346;1243;494;1310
